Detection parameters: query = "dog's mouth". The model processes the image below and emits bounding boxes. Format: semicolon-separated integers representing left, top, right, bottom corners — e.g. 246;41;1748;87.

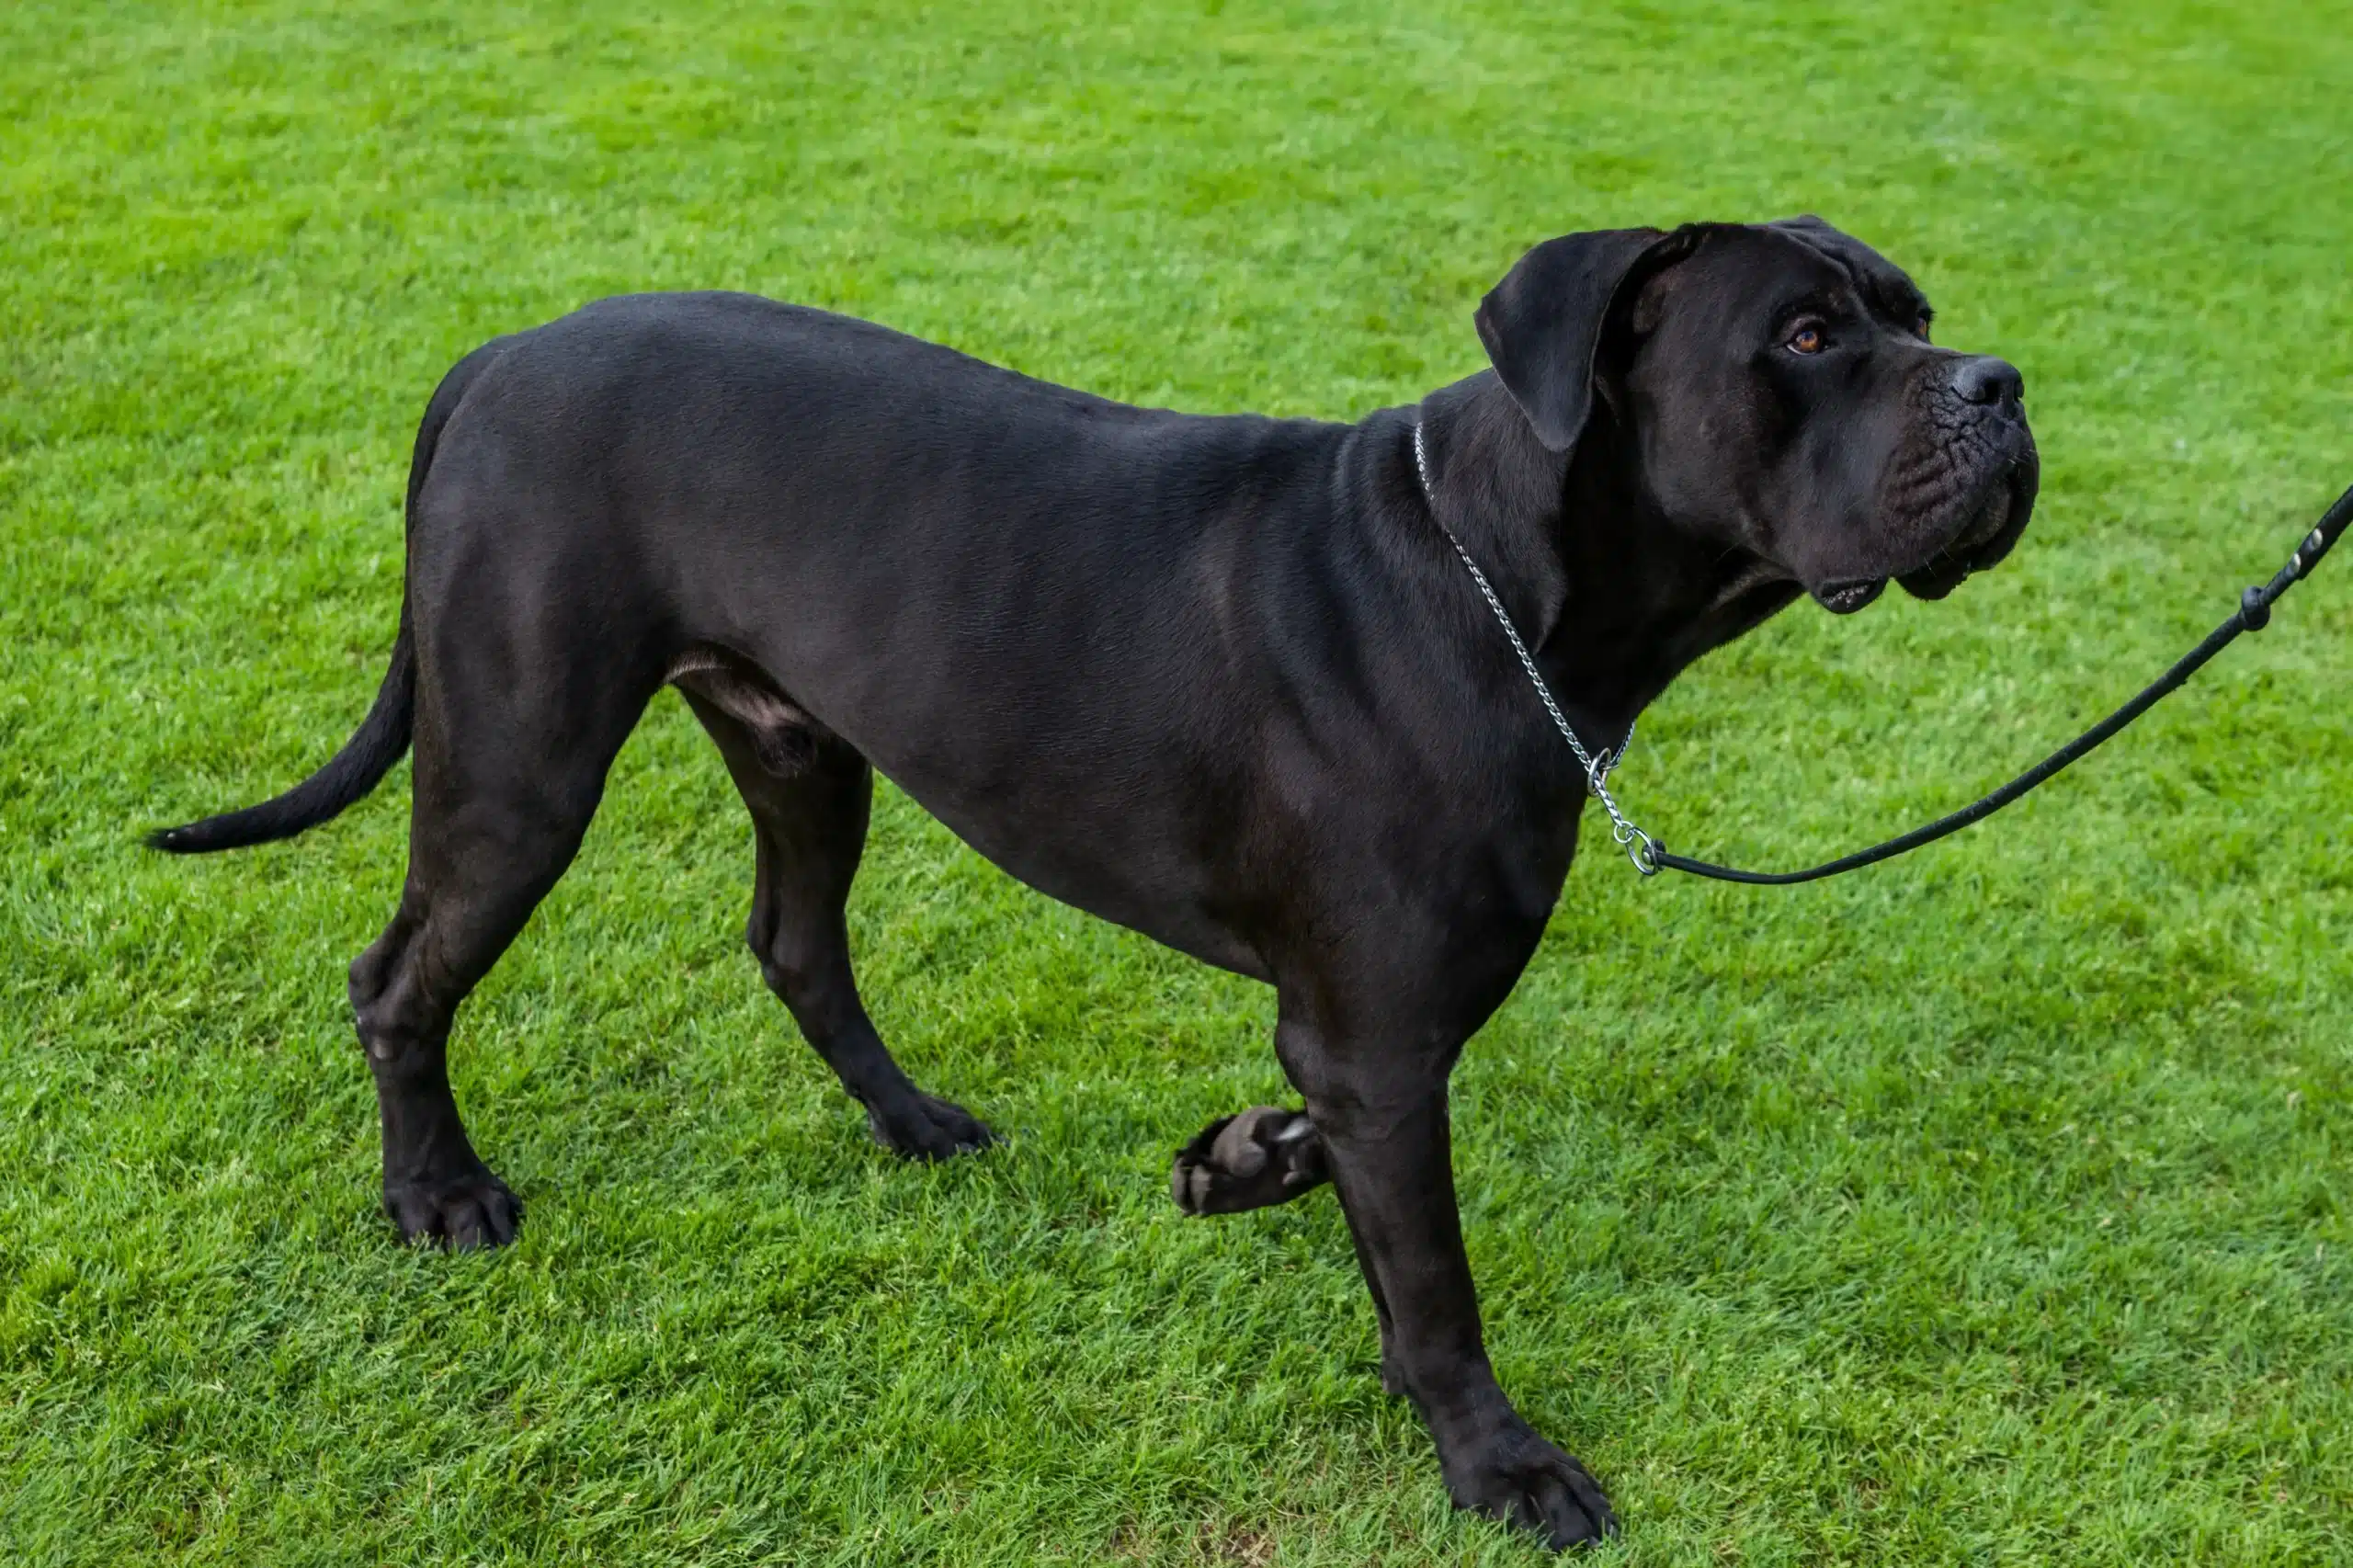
1812;577;1887;615
1804;459;2032;615
1894;451;2039;602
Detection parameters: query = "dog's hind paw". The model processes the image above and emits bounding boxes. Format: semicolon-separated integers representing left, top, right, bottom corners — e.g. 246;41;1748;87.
866;1092;994;1161
1171;1106;1327;1215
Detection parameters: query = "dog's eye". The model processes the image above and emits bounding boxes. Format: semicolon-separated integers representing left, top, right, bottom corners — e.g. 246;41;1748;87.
1786;324;1826;355
1915;314;1933;341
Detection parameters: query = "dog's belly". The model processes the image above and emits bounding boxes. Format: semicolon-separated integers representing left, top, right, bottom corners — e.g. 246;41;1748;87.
753;651;1279;983
886;772;1275;982
665;632;1275;977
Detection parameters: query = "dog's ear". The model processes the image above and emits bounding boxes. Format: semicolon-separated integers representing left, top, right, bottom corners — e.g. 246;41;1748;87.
1474;225;1702;452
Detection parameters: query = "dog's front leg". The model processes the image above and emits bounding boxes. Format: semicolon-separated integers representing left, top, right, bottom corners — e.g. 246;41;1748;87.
1278;1017;1615;1551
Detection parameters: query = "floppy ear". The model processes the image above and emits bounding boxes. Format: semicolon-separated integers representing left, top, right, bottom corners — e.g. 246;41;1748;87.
1473;226;1697;452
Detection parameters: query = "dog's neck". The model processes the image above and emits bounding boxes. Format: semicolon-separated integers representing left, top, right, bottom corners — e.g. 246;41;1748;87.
1415;374;1803;744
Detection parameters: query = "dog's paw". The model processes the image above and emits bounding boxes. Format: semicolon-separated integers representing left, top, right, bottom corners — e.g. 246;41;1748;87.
383;1167;521;1251
866;1092;994;1161
1443;1422;1617;1551
1171;1106;1328;1215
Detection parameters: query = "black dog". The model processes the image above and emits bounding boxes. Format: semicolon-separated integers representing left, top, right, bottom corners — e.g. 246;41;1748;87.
153;217;2035;1549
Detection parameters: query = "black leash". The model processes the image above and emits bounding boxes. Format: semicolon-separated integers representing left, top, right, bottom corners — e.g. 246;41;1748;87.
1643;481;2353;884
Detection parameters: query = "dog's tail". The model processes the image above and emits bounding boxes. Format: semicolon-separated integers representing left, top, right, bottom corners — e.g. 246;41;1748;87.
144;616;416;854
145;341;501;855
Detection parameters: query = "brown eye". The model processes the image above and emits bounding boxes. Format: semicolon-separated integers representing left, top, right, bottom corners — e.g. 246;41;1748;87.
1915;314;1933;340
1787;324;1825;354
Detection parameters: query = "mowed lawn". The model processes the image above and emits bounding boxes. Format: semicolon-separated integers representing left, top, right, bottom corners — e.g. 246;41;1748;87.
6;1;2352;1562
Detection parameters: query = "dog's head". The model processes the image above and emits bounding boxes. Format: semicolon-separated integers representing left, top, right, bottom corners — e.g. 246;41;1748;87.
1476;218;2038;612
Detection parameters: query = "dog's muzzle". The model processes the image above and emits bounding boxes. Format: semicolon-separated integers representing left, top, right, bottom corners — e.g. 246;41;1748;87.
1893;358;2040;602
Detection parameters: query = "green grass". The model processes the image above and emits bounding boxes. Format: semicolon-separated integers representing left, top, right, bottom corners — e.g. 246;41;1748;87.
5;1;2352;1562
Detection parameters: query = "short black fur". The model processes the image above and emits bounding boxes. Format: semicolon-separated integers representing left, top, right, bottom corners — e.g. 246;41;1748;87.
150;219;2036;1550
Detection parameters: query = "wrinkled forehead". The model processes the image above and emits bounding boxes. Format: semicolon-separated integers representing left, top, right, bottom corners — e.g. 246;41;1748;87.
1757;217;1929;321
1651;220;1929;336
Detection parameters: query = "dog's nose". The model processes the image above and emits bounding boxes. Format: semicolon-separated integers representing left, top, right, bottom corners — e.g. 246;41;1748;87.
1951;356;2024;411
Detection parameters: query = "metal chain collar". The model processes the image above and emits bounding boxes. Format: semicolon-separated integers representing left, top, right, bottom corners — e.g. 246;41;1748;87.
1410;422;1663;874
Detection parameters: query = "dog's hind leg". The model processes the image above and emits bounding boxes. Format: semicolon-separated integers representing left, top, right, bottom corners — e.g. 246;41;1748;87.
678;669;991;1161
1171;1107;1327;1214
347;661;651;1250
